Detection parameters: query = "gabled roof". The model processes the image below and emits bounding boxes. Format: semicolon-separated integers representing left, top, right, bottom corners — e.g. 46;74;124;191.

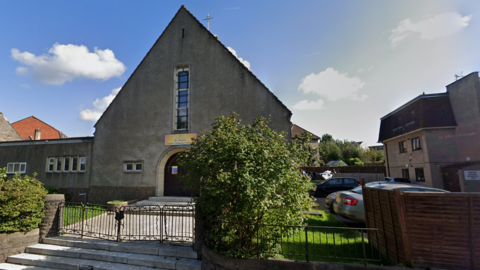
95;5;291;127
0;112;23;141
11;116;67;140
291;124;320;140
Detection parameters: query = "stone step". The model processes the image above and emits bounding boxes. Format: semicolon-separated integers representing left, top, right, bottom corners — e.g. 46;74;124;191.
42;237;197;259
0;263;56;270
25;243;200;270
148;197;194;203
7;253;169;270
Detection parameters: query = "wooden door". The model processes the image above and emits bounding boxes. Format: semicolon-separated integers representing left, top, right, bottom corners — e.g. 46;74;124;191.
164;153;195;197
441;168;461;192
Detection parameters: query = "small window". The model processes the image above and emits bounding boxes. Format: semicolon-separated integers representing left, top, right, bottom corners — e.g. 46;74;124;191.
64;157;70;172
79;157;86;172
124;162;143;173
412;137;421;150
72;157;78;172
415;168;425;182
56;158;63;172
6;162;27;174
47;158;55;172
344;179;357;184
402;169;410;179
399;141;407;153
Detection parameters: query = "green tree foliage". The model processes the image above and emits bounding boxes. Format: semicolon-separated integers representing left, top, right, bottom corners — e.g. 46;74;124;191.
348;157;364;166
177;114;313;258
362;148;385;163
0;168;47;233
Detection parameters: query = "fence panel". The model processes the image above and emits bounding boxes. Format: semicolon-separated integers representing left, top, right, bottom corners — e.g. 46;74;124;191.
403;193;478;270
363;187;480;270
60;203;194;244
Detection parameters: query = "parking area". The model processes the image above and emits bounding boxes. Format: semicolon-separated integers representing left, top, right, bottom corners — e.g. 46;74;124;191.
315;197;365;228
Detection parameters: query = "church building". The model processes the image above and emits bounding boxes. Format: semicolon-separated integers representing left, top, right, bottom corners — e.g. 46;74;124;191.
0;6;292;203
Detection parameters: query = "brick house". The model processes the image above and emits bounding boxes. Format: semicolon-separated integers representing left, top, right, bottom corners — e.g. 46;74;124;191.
11;116;67;140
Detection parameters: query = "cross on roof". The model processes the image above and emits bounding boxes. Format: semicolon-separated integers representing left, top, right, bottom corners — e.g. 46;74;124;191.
203;14;214;30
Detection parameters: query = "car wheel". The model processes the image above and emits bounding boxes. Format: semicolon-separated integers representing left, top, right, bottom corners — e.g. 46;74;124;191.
315;190;325;197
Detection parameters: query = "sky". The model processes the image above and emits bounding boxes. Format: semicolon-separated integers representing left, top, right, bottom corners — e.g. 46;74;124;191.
1;0;479;146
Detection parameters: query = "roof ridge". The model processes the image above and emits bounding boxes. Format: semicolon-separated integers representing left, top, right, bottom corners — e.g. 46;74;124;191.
95;5;291;127
12;115;67;137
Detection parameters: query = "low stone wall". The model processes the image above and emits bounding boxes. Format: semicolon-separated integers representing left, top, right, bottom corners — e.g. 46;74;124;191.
202;245;405;270
0;229;39;263
40;194;65;242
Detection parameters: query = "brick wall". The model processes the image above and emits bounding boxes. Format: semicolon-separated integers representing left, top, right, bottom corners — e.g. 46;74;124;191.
0;229;39;263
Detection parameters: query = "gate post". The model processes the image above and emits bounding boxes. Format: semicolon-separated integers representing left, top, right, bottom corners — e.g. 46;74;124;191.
39;194;65;243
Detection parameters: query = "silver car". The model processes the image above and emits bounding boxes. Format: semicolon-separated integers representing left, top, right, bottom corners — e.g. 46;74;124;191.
333;183;449;223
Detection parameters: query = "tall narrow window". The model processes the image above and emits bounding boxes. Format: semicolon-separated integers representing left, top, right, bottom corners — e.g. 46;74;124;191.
72;157;78;172
175;68;189;130
47;158;55;172
64;157;70;172
56;158;62;172
79;157;86;172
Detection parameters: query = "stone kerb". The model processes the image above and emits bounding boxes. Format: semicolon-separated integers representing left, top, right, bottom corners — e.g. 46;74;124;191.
39;194;65;242
202;245;406;270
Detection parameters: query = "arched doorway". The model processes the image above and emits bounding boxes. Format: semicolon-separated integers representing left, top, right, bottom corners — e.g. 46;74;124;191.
164;153;195;197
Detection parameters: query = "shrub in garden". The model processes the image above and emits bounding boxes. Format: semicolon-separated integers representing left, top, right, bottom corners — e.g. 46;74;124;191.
45;186;71;202
178;113;314;258
0;168;47;233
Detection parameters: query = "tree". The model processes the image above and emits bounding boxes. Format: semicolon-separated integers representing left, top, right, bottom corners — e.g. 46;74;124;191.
177;114;313;258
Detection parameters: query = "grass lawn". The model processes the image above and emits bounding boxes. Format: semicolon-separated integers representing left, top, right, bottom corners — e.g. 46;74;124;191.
63;204;107;227
273;203;385;266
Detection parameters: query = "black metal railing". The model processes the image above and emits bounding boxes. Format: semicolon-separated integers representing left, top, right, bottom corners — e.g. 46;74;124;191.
59;203;195;244
207;222;381;265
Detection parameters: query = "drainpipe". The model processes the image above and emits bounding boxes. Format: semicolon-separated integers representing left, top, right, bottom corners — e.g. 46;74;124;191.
384;143;390;177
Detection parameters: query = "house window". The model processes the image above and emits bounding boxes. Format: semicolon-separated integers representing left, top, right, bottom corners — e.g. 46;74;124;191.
64;157;71;172
412;137;421;150
402;169;410;179
175;68;189;131
47;156;86;173
415;168;425;182
72;157;78;172
6;162;27;174
47;158;55;172
399;141;407;153
79;157;86;172
124;161;143;173
56;158;63;172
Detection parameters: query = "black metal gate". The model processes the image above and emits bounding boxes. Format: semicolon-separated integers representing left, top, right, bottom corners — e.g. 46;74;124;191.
59;203;195;243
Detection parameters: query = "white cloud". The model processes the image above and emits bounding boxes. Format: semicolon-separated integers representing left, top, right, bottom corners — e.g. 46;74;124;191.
292;99;325;110
358;66;373;73
79;87;121;122
390;12;472;47
11;43;126;85
227;47;251;70
298;68;367;101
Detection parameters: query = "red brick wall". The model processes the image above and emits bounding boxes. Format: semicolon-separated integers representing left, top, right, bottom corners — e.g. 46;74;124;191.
11;116;64;140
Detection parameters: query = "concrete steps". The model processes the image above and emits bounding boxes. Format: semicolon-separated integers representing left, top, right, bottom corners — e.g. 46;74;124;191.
135;197;195;207
0;236;200;270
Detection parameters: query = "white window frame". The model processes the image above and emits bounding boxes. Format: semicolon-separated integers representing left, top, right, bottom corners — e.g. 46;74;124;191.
124;161;143;173
412;137;421;150
6;162;27;174
71;157;78;172
55;157;63;172
47;157;55;172
79;157;86;172
63;157;71;172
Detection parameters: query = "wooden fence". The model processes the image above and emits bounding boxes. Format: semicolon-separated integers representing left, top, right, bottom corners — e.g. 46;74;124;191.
363;186;480;269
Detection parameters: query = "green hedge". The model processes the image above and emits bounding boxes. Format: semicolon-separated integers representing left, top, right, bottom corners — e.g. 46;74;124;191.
0;168;47;233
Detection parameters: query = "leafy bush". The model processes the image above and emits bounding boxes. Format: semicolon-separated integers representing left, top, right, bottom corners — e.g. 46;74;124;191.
0;168;47;233
178;114;314;258
45;186;71;202
348;157;364;166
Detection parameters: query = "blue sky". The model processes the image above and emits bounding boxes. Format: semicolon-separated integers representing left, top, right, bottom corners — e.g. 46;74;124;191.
1;0;479;146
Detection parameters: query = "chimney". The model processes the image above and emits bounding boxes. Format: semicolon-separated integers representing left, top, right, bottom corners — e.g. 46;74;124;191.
34;129;41;140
